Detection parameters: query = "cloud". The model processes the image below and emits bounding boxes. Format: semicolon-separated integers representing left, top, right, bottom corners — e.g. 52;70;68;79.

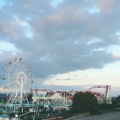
0;0;120;84
96;0;116;13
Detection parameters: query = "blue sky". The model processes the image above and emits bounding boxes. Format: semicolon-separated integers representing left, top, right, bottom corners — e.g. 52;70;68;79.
0;0;120;96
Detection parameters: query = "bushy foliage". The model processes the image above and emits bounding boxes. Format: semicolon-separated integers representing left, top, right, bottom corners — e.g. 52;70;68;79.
115;95;120;105
98;104;116;110
27;93;33;102
72;92;98;113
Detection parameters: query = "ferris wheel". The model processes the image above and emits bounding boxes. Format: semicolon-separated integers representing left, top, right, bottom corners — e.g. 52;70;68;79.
3;57;33;104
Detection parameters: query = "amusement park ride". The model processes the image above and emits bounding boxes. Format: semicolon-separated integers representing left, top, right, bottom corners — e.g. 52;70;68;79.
2;57;34;114
87;85;112;104
1;57;112;114
2;57;72;114
3;57;33;105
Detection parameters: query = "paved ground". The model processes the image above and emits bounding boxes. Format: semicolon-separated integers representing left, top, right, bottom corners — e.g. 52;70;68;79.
75;112;120;120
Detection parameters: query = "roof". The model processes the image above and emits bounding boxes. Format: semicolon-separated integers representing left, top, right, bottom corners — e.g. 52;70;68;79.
67;96;73;99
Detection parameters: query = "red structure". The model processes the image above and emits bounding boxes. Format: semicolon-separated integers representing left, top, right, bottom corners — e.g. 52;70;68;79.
87;85;112;104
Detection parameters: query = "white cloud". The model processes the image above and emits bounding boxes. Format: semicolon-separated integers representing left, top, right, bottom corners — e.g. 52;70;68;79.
1;0;120;95
0;41;17;51
51;0;63;8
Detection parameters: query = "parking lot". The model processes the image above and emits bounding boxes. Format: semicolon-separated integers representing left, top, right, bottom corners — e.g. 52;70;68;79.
75;112;120;120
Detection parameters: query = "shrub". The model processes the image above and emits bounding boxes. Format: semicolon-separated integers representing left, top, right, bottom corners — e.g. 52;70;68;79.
72;92;98;114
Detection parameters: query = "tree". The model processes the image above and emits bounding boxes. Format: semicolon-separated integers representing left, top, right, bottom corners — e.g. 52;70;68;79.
115;95;120;105
27;93;33;102
72;92;98;113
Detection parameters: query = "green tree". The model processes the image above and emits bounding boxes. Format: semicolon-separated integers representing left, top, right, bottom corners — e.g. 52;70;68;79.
72;92;98;113
115;95;120;105
27;93;33;102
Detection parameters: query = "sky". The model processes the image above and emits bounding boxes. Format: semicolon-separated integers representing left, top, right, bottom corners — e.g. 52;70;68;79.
0;0;120;96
